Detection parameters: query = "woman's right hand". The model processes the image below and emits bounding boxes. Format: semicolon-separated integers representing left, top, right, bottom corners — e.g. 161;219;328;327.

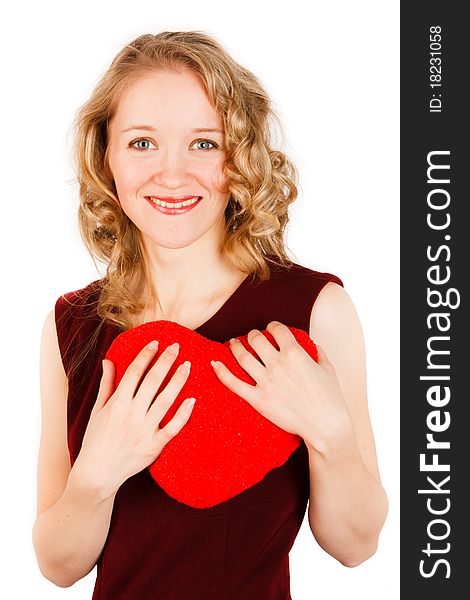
72;340;195;497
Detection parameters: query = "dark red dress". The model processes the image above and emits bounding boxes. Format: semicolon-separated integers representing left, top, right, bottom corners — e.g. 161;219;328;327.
54;260;343;599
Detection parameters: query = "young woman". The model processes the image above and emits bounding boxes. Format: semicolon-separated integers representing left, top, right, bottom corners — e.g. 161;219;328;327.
33;31;388;599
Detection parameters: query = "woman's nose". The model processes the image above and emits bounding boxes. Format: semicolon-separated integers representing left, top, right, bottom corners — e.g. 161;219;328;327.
151;148;190;188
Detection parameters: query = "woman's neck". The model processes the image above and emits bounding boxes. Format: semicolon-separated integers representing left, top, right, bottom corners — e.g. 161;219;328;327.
136;238;247;328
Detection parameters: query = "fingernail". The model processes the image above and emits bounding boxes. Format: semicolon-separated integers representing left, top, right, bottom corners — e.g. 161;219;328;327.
168;342;179;354
229;338;237;345
187;398;196;410
211;360;219;368
180;361;191;374
148;340;158;350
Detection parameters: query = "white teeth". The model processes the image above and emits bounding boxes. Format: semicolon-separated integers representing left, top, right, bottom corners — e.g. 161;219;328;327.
148;197;201;208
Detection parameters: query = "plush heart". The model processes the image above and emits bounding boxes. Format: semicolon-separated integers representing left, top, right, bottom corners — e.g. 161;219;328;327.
105;321;318;508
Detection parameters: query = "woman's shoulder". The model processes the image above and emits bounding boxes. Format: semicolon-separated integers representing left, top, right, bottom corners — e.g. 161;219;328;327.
56;277;105;303
54;278;105;323
268;256;344;289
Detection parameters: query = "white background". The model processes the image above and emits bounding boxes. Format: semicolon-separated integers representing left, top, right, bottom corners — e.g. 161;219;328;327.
0;0;399;598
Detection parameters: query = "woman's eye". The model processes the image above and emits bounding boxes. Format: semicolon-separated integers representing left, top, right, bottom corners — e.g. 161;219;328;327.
192;139;218;150
130;138;155;151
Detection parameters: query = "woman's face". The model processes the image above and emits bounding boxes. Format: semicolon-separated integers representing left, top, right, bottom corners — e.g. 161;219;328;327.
107;67;229;251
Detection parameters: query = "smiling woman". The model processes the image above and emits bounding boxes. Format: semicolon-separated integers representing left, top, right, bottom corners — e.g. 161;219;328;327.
32;30;388;599
70;32;299;338
106;68;230;253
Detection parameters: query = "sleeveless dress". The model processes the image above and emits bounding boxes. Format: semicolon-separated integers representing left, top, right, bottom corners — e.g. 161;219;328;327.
54;260;343;599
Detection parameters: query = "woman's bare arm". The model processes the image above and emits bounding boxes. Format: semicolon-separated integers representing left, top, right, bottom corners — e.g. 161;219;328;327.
32;309;117;587
306;283;388;566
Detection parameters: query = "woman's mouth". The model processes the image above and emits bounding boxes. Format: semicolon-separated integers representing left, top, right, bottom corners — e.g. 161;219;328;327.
145;195;202;214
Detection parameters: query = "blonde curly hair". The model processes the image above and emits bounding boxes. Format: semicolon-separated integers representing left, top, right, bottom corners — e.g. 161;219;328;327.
72;30;299;333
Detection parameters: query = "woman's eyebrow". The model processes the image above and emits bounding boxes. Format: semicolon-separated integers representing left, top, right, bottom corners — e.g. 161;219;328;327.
120;125;224;134
193;127;224;134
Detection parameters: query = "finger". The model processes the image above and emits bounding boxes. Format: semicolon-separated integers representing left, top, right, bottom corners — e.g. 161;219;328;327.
157;397;196;444
143;360;191;421
91;359;116;417
229;338;266;382
266;321;297;349
133;343;181;410
113;340;161;401
211;360;259;407
244;329;279;365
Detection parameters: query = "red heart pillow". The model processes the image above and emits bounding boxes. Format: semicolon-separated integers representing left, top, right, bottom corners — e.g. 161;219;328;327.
105;321;317;508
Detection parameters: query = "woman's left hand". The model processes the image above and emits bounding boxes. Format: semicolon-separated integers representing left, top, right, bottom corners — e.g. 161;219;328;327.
211;321;354;450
